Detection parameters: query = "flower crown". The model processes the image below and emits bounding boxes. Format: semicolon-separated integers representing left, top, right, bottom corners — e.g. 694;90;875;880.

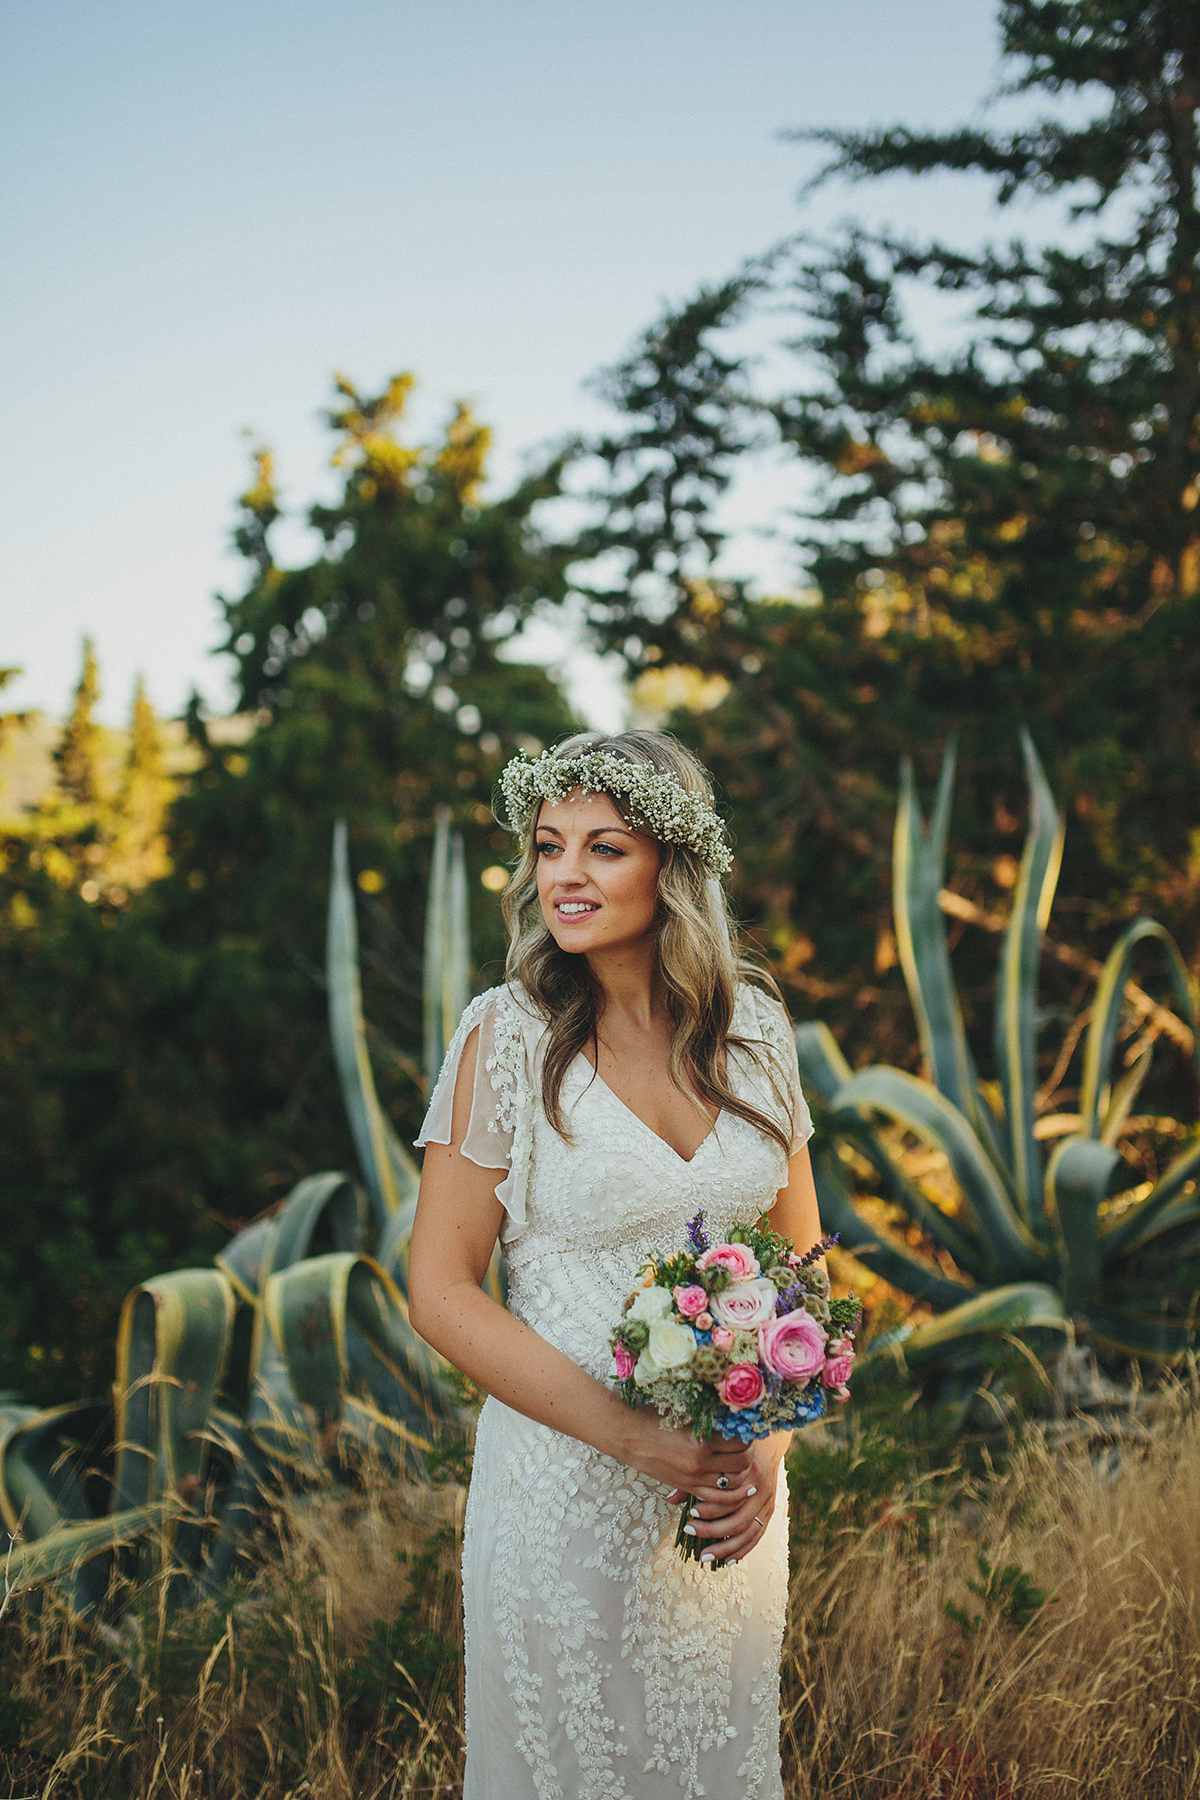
497;749;733;877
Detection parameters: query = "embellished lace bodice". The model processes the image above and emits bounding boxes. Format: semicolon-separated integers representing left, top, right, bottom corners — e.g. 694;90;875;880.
416;980;813;1800
417;979;812;1379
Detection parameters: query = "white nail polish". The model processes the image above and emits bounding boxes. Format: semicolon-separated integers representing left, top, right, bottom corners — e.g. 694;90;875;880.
700;1551;715;1563
747;1487;757;1497
683;1524;697;1536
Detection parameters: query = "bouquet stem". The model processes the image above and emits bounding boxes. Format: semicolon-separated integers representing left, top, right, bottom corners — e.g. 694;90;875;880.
675;1495;703;1564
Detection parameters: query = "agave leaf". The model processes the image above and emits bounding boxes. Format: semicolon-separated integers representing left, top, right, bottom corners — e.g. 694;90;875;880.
880;1282;1069;1374
811;1147;977;1312
111;1270;236;1517
193;1410;271;1592
1116;1194;1200;1250
995;731;1064;1224
236;1177;360;1483
244;1303;326;1484
0;1400;115;1613
1079;919;1200;1138
4;1505;165;1594
214;1217;280;1304
793;1022;852;1103
329;820;421;1222
0;1401;105;1539
424;807;472;1085
796;1024;985;1272
1046;1136;1123;1310
262;1253;462;1474
1082;1306;1196;1362
1099;1044;1154;1146
892;744;1002;1166
830;1067;1048;1278
832;1116;989;1278
1099;1135;1200;1261
271;1170;365;1272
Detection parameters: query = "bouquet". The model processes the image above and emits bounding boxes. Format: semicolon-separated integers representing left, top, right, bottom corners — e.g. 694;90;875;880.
609;1210;859;1561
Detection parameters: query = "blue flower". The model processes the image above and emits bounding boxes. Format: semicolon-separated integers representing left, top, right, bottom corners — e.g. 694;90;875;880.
686;1210;709;1254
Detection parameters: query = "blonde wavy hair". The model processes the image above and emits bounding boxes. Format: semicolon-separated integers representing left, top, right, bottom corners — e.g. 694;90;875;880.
499;730;791;1151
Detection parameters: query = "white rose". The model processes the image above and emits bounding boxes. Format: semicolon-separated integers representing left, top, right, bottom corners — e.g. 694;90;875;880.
647;1318;696;1371
627;1285;673;1325
711;1277;779;1329
633;1318;696;1387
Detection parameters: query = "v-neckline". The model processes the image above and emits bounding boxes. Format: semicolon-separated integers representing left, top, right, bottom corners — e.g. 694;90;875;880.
582;1062;721;1166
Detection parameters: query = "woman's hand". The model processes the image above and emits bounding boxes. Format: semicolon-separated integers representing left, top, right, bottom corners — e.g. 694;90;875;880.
666;1435;786;1564
617;1410;755;1495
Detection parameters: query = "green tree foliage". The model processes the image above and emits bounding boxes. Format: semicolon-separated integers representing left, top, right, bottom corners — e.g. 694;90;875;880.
0;379;573;1404
572;0;1200;1074
142;376;574;1234
0;855;209;1404
53;637;103;810
105;675;172;895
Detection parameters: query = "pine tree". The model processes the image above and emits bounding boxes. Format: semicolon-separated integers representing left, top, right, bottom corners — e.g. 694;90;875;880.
572;0;1200;1066
53;638;104;810
106;677;171;895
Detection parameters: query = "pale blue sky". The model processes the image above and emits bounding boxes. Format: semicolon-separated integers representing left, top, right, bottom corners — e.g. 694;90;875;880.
1;0;1017;725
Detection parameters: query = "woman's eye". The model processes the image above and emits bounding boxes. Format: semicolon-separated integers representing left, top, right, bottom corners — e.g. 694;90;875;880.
535;840;559;856
593;842;622;856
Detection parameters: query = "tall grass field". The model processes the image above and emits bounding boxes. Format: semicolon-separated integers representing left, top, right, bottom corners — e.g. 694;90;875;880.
1;1385;1197;1798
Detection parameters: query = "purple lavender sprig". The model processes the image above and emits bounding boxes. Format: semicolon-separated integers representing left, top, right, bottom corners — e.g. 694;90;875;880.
795;1231;839;1269
686;1210;709;1255
775;1279;804;1316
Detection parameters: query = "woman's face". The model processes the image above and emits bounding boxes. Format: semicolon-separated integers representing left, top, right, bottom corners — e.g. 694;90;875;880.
534;790;661;957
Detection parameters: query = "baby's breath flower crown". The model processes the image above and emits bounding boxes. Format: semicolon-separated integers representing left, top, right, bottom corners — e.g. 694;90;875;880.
498;749;733;877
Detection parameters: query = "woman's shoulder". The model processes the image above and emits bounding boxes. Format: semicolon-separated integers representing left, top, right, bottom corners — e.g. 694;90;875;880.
451;983;545;1084
733;977;792;1041
461;980;542;1035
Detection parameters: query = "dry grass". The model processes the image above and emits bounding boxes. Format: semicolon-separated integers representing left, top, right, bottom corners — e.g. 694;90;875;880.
1;1390;1197;1798
0;1467;465;1799
783;1383;1200;1798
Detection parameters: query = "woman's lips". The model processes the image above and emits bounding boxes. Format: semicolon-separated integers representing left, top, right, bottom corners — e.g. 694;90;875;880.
555;900;600;920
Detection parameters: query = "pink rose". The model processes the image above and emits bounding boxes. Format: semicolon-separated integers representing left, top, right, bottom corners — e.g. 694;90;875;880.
758;1309;827;1383
710;1277;778;1329
719;1363;765;1410
710;1326;733;1350
696;1242;760;1281
826;1336;853;1358
822;1353;855;1390
673;1284;709;1319
613;1344;635;1380
695;1312;714;1332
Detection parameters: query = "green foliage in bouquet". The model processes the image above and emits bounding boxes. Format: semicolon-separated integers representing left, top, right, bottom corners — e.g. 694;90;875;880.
0;819;477;1610
796;733;1200;1386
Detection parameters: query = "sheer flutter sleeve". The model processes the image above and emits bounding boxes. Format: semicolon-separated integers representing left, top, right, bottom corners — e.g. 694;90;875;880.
742;986;814;1156
415;986;533;1232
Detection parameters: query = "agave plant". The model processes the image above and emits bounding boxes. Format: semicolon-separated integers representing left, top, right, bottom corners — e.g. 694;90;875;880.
0;809;477;1605
796;734;1200;1386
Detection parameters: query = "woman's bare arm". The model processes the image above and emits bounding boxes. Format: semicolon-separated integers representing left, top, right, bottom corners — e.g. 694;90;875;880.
407;1025;753;1494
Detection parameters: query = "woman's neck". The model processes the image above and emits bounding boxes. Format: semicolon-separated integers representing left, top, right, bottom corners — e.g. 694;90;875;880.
585;935;661;1030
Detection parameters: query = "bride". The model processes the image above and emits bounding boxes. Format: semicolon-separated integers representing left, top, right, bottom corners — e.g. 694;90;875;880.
409;730;822;1800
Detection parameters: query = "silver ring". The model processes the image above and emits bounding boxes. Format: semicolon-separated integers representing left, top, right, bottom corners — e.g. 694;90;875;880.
715;1474;730;1490
754;1516;764;1528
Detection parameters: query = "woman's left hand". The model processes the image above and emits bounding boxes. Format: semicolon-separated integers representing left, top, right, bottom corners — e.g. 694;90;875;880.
666;1435;786;1565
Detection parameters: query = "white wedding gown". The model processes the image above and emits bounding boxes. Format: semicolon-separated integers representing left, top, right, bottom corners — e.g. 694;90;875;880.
417;980;813;1800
